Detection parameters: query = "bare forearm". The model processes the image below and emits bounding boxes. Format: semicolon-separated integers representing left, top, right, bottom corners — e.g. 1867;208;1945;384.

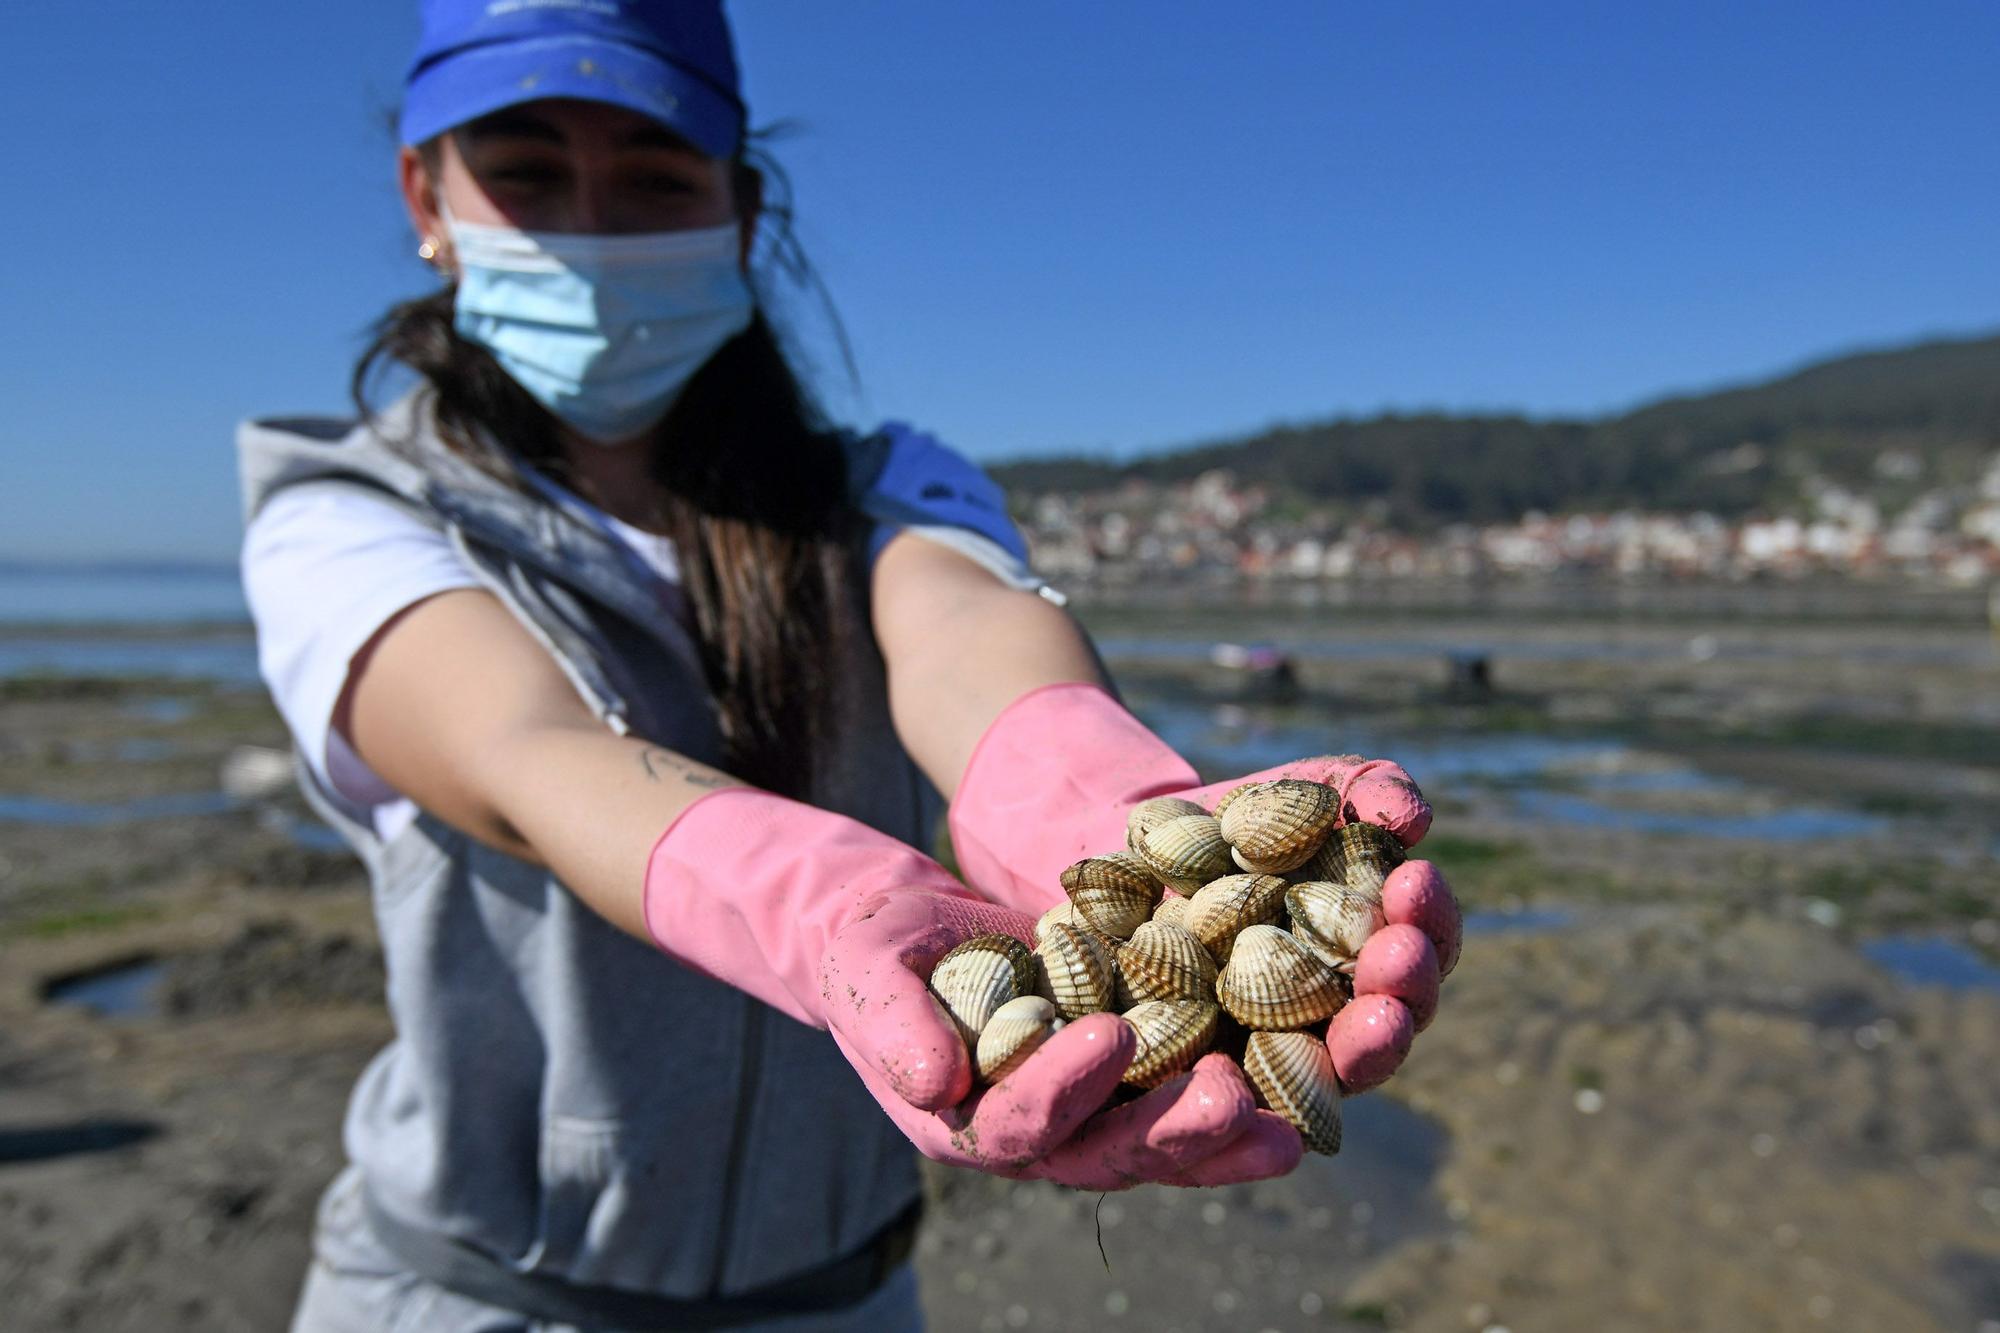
874;537;1109;799
474;725;748;940
343;589;750;943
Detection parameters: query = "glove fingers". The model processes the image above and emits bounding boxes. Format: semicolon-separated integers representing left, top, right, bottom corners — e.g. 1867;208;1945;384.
1326;994;1415;1093
1332;758;1432;848
1352;924;1441;1031
1381;860;1461;975
827;1027;1036;1181
822;905;975;1112
1178;756;1432;848
1165;1111;1305;1186
822;894;1043;1112
1031;1053;1259;1190
961;1013;1137;1169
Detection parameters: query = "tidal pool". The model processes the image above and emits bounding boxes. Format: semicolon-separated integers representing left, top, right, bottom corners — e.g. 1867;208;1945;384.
1860;936;2000;993
43;958;166;1020
0;792;238;824
1133;698;1888;845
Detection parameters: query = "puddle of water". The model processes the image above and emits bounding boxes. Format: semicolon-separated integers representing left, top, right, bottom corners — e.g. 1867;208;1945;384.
270;814;348;853
56;737;180;763
1132;697;1888;844
925;1087;1449;1329
1860;936;2000;993
1098;632;1990;670
43;958;166;1019
0;792;344;858
1316;1094;1450;1245
0;1120;162;1164
1137;698;1609;784
0;791;237;825
1464;906;1577;934
123;696;196;723
0;635;260;685
1148;1093;1447;1268
1509;790;1883;841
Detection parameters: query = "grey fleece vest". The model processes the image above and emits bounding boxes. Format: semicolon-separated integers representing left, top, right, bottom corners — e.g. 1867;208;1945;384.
237;391;930;1297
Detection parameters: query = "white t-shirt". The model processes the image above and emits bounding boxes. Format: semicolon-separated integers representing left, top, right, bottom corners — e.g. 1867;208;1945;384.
242;482;687;841
241;425;1040;842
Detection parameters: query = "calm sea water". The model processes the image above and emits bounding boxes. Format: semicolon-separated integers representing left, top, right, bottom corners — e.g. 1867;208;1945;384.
0;569;256;682
1;569;248;626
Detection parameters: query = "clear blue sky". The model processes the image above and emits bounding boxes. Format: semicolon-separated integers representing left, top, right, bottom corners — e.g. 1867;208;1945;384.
5;1;1996;562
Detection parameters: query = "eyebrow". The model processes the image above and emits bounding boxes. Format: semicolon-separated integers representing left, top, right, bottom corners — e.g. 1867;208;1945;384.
462;110;564;144
460;111;704;156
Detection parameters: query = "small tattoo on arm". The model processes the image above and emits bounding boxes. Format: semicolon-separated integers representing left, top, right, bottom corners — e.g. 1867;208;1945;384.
637;746;731;789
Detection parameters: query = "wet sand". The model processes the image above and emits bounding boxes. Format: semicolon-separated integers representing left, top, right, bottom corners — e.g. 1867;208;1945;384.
1;609;1996;1331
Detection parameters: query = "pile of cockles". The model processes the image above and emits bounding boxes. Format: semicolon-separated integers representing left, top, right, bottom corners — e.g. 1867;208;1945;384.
926;779;1459;1156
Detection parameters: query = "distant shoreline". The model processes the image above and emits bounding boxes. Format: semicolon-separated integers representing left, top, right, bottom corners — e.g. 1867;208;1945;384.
0;559;239;578
0;620;252;639
2;573;1989;636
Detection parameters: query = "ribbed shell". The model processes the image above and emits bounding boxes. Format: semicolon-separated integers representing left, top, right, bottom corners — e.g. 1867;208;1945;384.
1152;893;1191;930
1243;1030;1343;1155
1209;781;1258;823
1033;921;1116;1020
1182;873;1289;965
1136;814;1235;892
1285;880;1384;972
975;995;1060;1084
1125;796;1209;855
1060;852;1163;939
1215;924;1348;1030
1034;901;1084;945
1120;1000;1221;1089
1114;920;1218;1007
929;933;1036;1046
1219;779;1340;874
1299;820;1407;897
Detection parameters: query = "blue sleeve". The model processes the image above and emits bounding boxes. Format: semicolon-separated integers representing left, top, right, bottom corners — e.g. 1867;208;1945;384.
856;423;1035;575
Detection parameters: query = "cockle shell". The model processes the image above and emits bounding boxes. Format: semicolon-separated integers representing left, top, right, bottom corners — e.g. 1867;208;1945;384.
1215;924;1348;1030
1125;796;1209;855
1285;880;1385;972
1120;1000;1221;1088
1033;921;1116;1020
1219;779;1341;874
1136;815;1235;893
1034;901;1084;945
1152;892;1191;930
1243;1030;1343;1155
1060;852;1163;939
1114;920;1218;1007
929;933;1036;1047
1182;873;1289;965
975;995;1060;1084
1208;781;1258;823
1298;820;1407;897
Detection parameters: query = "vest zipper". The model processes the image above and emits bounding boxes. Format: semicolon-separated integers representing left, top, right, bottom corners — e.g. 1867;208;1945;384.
707;998;765;1294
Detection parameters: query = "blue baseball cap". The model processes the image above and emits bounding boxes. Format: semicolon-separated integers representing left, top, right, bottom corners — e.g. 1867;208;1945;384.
400;0;746;157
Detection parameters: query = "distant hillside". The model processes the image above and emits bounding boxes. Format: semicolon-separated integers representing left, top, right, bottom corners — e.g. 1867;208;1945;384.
992;333;2000;527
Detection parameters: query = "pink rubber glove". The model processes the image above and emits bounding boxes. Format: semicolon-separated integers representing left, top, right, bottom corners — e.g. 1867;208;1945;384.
643;788;1300;1187
949;683;1434;912
948;683;1200;915
949;682;1459;1092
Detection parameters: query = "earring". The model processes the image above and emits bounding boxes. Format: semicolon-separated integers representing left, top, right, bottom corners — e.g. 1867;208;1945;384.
417;236;441;262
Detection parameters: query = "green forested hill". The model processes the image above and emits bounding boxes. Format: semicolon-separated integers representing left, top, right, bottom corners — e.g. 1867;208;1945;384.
992;333;2000;526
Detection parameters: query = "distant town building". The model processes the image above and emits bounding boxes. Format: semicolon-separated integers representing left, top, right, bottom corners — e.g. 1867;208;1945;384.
1011;454;2000;588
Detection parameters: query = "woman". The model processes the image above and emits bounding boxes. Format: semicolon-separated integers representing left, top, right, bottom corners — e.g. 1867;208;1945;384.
241;3;1458;1329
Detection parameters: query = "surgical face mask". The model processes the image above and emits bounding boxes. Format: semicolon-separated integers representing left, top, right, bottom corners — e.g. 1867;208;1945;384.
445;214;755;445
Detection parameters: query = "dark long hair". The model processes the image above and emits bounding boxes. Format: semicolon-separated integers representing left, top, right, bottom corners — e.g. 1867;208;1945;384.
352;148;860;797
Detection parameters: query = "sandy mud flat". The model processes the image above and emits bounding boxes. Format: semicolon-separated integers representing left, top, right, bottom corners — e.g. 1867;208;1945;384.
1;608;1995;1331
